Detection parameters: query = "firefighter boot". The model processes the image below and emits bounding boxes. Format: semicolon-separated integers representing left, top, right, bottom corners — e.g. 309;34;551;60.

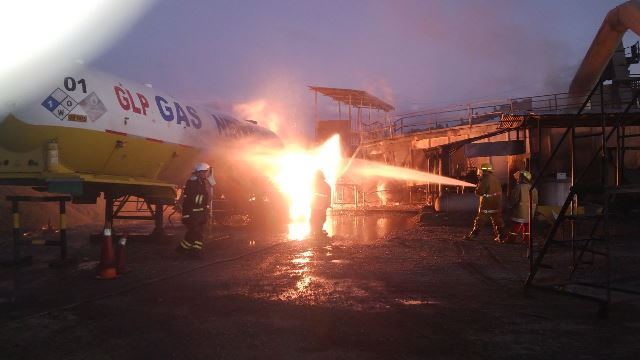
175;239;193;254
494;226;507;243
463;229;479;241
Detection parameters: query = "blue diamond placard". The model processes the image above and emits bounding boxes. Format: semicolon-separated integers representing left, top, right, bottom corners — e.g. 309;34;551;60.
41;96;60;112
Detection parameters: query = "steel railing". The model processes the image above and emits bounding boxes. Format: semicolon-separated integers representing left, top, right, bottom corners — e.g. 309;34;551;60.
357;83;640;142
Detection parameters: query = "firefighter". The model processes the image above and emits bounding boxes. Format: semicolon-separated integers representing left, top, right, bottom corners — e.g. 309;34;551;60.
464;163;505;242
507;170;538;243
178;162;213;254
310;171;331;239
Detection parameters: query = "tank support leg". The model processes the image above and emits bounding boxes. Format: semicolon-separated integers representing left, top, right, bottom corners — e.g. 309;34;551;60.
105;195;114;232
150;204;166;240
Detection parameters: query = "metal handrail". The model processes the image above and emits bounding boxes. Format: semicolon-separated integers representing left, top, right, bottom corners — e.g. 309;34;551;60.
358;81;640;142
526;79;601;269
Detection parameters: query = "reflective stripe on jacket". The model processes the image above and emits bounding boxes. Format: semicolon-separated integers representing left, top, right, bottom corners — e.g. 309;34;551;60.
182;176;211;223
475;172;502;211
312;180;331;210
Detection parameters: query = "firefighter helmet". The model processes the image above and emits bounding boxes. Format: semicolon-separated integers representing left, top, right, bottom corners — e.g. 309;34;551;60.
520;170;532;182
194;162;210;172
480;163;493;173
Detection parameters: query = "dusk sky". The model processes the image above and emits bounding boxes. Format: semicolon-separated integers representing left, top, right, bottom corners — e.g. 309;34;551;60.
90;0;638;136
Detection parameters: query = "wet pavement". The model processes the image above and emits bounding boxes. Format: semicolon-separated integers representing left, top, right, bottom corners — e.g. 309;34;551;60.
1;213;640;359
325;213;415;244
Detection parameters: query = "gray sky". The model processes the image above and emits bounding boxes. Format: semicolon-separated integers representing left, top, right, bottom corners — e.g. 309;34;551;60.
91;0;638;136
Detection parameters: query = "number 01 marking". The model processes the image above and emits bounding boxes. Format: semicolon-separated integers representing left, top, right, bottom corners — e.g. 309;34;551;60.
64;77;87;93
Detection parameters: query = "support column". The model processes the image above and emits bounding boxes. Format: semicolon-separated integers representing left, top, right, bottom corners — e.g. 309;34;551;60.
349;95;352;129
12;200;20;266
105;195;114;231
314;90;318;122
437;157;443;196
59;200;67;261
314;90;318;139
50;198;75;268
151;204;166;240
600;81;607;186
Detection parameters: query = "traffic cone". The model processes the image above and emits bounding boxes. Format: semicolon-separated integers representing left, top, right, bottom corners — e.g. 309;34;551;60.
115;233;131;274
96;226;117;280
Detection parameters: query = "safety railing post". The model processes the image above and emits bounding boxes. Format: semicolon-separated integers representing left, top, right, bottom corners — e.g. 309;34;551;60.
528;78;602;277
60;200;67;261
12;200;20;266
600;82;607;186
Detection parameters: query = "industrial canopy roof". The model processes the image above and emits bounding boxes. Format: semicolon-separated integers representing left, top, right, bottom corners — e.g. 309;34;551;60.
309;86;395;112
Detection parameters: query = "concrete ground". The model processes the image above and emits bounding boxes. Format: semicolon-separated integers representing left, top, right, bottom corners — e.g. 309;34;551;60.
0;212;639;359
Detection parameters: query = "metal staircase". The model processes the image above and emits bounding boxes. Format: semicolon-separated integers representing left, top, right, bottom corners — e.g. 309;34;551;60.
525;78;640;315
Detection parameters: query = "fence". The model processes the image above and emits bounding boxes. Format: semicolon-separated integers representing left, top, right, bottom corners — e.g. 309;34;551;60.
359;84;640;142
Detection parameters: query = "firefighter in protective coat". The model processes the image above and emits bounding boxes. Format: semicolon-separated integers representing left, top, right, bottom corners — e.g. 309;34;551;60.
310;171;331;238
178;162;213;254
507;170;538;243
464;163;506;242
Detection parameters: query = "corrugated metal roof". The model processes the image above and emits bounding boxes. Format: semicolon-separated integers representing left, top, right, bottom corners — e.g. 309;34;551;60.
309;86;394;112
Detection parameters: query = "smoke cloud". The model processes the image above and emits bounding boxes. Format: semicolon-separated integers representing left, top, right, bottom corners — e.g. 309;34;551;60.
91;0;623;137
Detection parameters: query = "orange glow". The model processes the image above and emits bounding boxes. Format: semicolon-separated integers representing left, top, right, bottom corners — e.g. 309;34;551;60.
240;132;474;240
233;99;281;134
242;134;343;240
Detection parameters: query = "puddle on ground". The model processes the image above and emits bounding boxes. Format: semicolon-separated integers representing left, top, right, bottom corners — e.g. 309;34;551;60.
237;247;392;310
247;215;418;309
291;250;313;264
330;259;349;264
279;249;315;299
273;214;415;305
324;213;415;244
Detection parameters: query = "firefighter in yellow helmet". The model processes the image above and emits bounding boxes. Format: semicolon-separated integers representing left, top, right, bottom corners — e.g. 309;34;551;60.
464;163;506;242
177;162;214;255
507;170;538;243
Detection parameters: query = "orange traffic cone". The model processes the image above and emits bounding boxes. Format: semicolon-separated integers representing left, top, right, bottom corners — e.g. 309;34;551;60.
115;233;131;274
97;226;117;280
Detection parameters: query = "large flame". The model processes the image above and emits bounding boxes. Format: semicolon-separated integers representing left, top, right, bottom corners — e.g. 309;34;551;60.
242;134;342;240
240;132;475;241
